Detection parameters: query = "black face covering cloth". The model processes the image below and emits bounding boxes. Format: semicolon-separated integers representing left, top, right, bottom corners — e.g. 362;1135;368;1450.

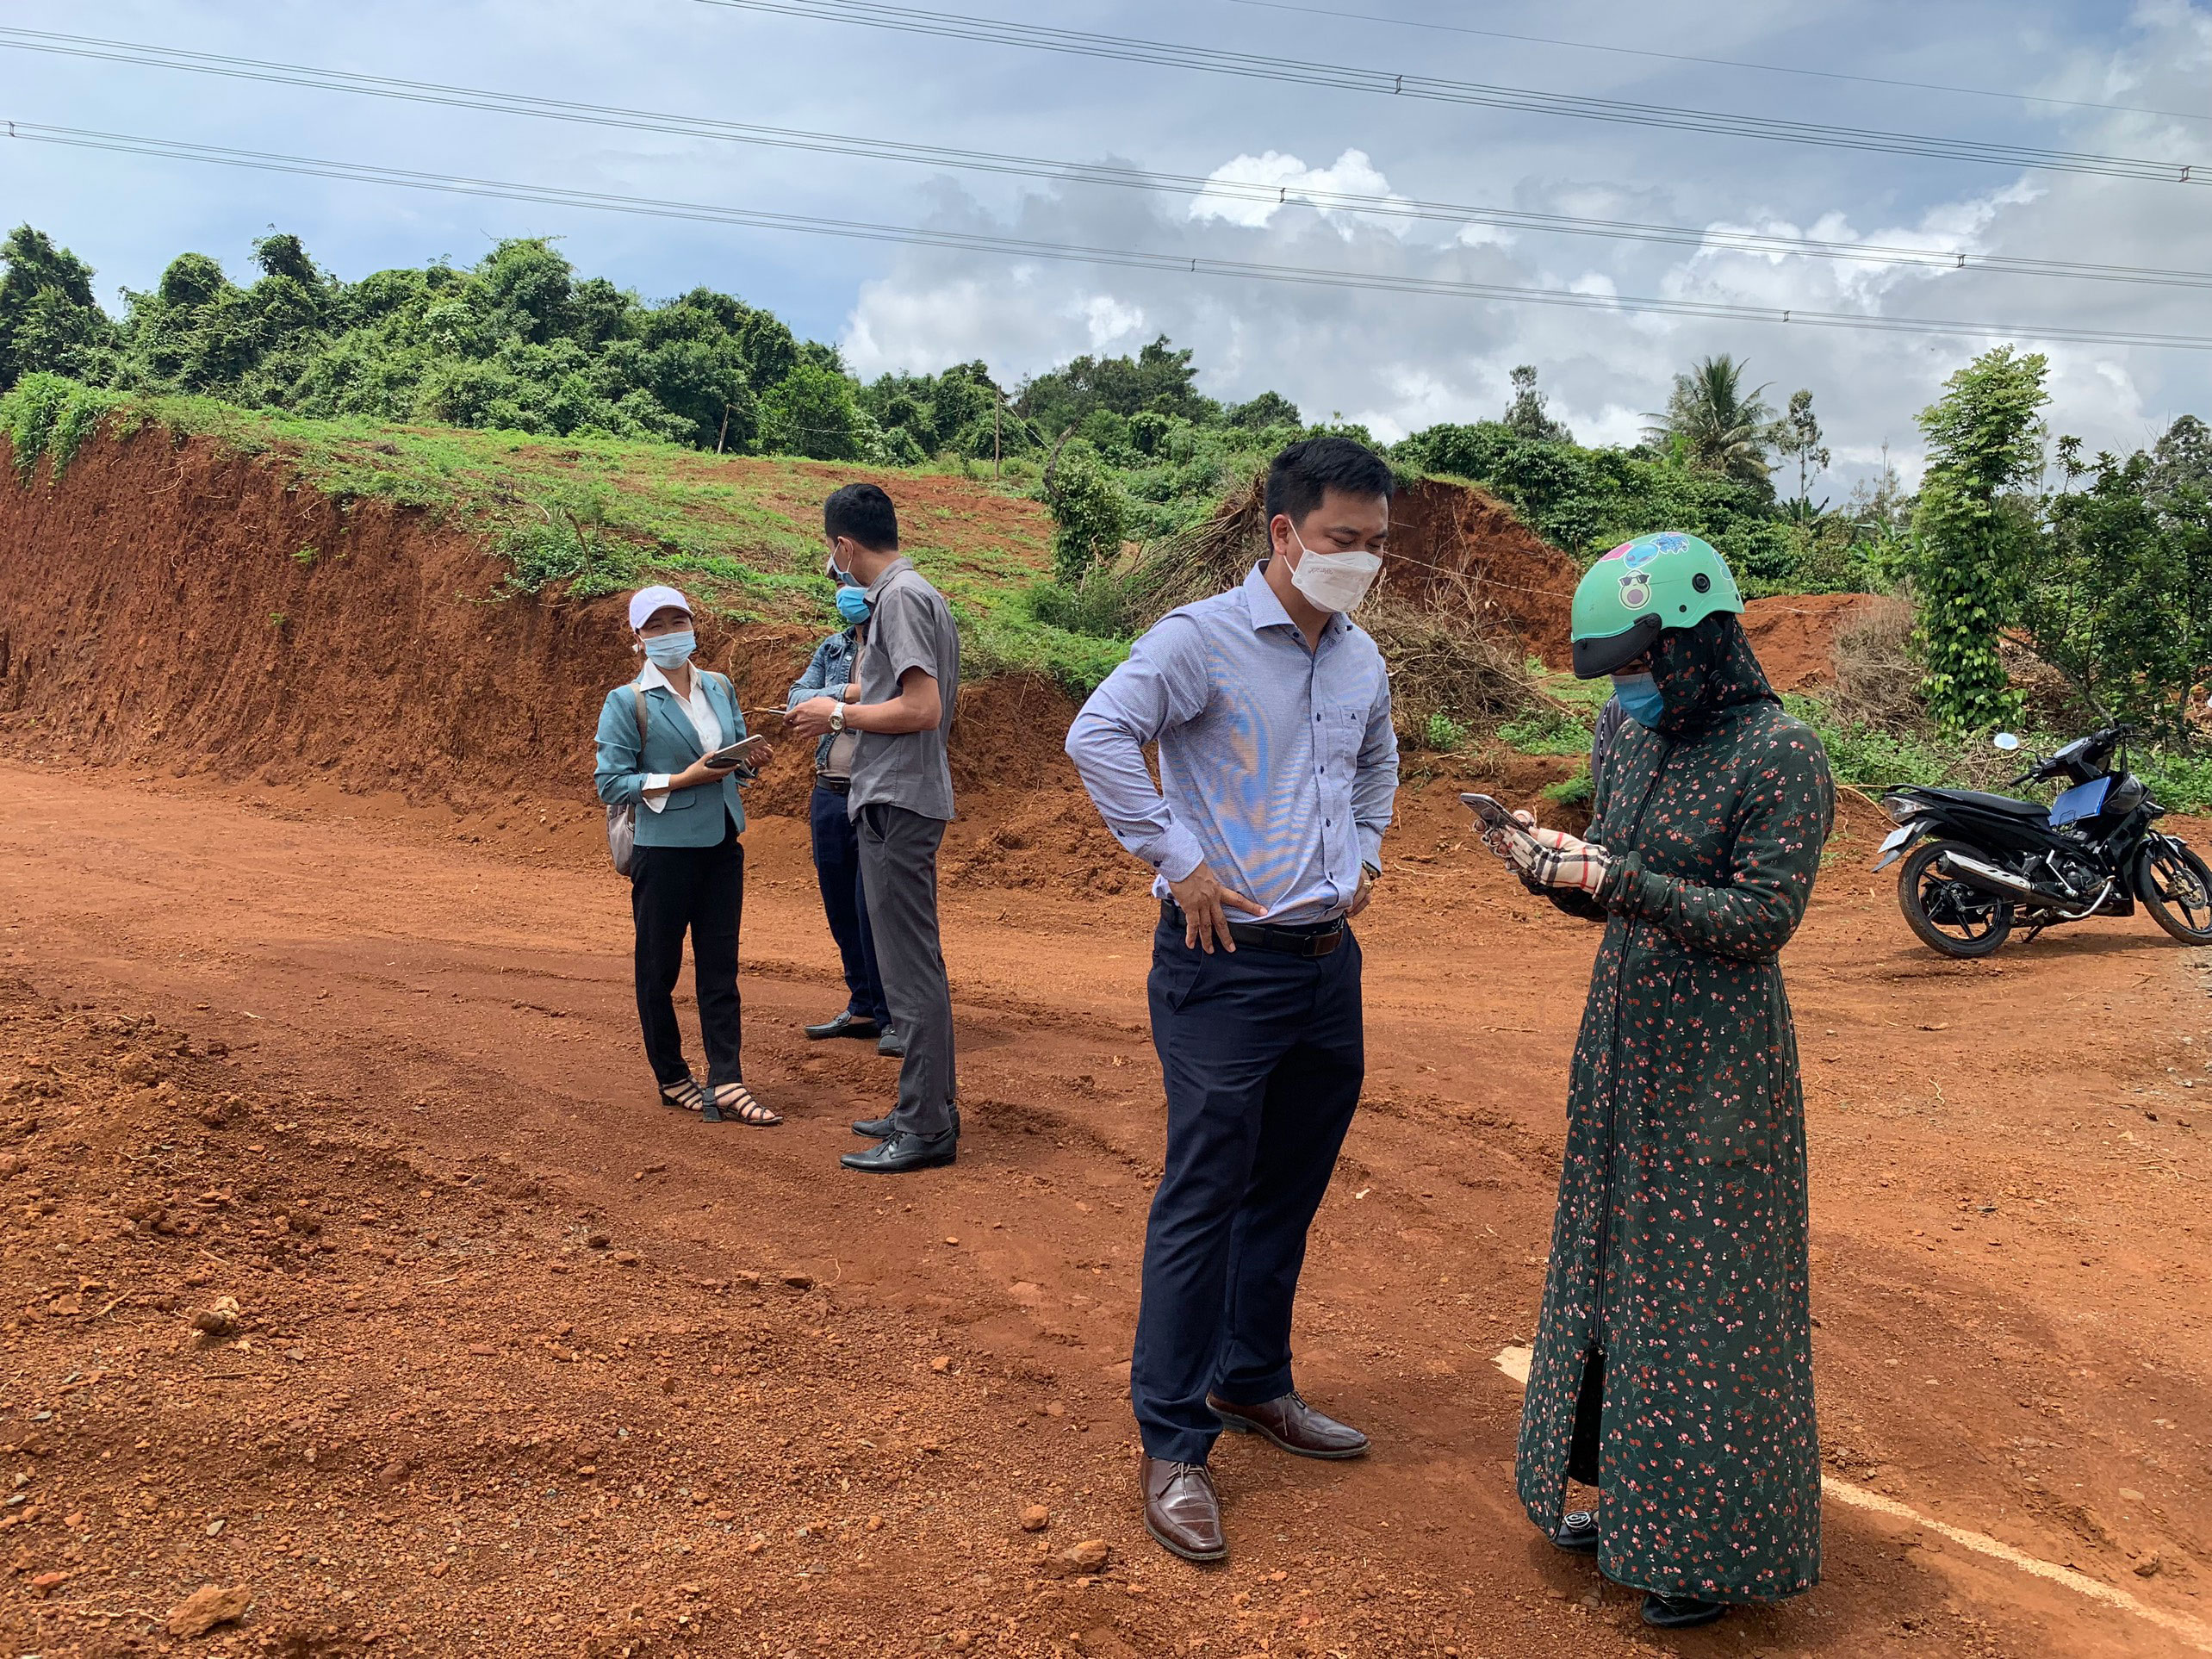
1647;612;1778;736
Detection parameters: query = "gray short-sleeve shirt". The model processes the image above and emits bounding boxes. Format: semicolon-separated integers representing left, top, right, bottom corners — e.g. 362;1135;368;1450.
848;556;960;822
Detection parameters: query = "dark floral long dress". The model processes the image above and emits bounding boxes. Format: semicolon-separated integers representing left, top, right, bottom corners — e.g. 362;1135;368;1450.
1514;614;1834;1605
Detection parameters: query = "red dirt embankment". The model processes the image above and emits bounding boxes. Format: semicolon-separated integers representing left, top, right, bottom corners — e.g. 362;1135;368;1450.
0;427;821;805
1378;480;1584;668
0;431;1607;886
1742;592;1886;693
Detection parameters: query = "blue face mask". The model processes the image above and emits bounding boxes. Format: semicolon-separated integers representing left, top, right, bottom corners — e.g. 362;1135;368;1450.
1612;670;1665;728
836;586;872;624
643;631;696;670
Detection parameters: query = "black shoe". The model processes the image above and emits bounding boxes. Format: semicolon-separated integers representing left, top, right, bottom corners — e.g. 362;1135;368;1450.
877;1026;907;1058
805;1010;881;1042
840;1130;958;1173
851;1107;960;1140
1552;1511;1600;1555
1642;1594;1725;1630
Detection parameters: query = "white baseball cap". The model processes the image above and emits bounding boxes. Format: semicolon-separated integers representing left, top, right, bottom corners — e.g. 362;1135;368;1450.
628;585;692;631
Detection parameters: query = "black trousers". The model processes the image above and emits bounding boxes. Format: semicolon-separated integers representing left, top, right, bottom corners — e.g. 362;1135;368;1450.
809;784;891;1027
630;818;744;1090
1130;919;1364;1465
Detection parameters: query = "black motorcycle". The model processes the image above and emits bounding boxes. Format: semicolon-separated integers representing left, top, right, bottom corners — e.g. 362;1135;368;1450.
1872;724;2212;958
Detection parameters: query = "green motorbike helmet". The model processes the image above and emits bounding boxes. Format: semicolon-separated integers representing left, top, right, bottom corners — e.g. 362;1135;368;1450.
1569;530;1743;679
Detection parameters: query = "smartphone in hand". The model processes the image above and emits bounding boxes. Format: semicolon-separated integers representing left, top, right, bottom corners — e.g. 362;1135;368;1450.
1459;792;1514;831
705;735;767;769
1462;792;1539;848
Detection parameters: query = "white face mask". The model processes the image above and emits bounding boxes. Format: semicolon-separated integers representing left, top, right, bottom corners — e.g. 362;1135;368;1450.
1287;528;1383;615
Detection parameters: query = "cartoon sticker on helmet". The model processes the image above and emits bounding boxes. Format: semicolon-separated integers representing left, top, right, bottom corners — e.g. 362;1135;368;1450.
1652;531;1691;553
1598;539;1635;562
1622;542;1659;569
1618;572;1652;609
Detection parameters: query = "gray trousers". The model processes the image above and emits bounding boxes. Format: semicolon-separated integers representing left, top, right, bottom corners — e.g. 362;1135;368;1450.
854;802;956;1138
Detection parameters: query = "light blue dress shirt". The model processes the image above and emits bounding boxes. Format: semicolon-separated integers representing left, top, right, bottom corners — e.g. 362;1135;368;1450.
1066;563;1399;925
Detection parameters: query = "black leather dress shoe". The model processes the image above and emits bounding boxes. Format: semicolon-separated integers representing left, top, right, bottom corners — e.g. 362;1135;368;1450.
840;1129;958;1173
1206;1390;1368;1459
805;1010;881;1042
1553;1510;1600;1554
1140;1456;1227;1563
1643;1593;1726;1630
852;1107;960;1140
877;1026;906;1058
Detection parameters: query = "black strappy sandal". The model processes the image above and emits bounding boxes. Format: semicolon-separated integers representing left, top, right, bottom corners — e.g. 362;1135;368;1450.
705;1081;781;1127
658;1077;710;1115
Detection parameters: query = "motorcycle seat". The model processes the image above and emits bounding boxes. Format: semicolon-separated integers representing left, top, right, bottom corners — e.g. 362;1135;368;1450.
1916;787;2050;821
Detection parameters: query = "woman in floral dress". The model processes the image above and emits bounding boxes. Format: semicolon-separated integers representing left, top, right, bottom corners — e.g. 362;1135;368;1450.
1483;531;1833;1631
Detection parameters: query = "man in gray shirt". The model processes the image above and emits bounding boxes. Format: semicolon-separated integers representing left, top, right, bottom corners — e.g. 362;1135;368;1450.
787;482;962;1173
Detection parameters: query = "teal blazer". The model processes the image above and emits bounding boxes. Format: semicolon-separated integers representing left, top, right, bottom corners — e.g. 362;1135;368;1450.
593;671;748;848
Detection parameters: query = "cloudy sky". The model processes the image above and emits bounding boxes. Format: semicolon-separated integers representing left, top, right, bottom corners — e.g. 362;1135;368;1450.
5;0;2209;488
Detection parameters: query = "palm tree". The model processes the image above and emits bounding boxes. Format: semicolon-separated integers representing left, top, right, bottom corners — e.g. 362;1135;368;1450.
1643;355;1777;486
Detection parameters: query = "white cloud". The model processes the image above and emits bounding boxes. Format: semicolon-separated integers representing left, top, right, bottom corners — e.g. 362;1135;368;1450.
1188;149;1414;239
1079;294;1147;351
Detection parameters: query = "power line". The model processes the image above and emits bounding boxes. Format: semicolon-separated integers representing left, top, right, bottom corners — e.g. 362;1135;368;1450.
13;121;2212;354
1219;0;2212;127
4;28;2208;295
690;0;2209;185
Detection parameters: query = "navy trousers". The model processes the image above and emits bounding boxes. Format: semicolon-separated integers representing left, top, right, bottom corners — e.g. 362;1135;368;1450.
809;784;891;1028
1130;918;1364;1465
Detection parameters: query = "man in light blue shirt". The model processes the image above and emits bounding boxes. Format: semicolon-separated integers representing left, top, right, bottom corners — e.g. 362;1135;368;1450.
1066;436;1399;1564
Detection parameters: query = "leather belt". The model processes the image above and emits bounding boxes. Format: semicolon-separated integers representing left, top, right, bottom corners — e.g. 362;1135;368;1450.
1159;901;1346;958
815;774;852;794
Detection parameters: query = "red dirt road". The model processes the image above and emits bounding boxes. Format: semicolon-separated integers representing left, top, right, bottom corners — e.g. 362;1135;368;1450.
3;761;2210;1658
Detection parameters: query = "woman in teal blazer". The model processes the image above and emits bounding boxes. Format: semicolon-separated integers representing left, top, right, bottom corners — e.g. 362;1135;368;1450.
594;584;779;1127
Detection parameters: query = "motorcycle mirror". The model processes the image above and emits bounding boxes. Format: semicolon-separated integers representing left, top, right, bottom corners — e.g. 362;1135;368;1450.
1991;732;2022;752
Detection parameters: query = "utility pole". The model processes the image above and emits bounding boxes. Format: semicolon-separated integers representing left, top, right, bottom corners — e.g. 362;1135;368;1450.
993;390;1003;482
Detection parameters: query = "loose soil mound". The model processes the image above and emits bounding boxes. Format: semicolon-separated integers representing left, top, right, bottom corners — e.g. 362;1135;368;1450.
1150;475;1581;668
1741;591;1887;693
1383;479;1581;668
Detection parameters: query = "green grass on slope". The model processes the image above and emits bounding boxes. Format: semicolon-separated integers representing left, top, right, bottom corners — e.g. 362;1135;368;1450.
3;376;1132;695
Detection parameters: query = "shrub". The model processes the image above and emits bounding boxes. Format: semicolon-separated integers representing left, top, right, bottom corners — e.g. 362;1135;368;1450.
1422;711;1469;752
1543;768;1594;808
1827;598;1926;732
1498;704;1594;756
1908;347;2048;734
1043;441;1129;585
2;371;122;480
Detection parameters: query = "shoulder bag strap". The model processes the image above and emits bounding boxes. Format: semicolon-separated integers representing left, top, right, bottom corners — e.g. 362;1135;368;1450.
632;680;649;757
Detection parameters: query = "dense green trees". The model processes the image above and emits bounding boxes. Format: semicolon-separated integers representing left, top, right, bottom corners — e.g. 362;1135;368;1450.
2018;423;2212;740
0;227;110;388
1644;354;1777;486
0;223;859;455
1395;362;1805;587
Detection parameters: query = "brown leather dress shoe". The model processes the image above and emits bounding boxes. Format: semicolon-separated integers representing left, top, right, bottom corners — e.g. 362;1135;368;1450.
1206;1390;1370;1459
1140;1455;1227;1563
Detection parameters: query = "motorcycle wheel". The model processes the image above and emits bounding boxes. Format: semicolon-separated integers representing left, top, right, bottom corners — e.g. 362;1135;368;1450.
2138;838;2212;945
1898;839;2014;958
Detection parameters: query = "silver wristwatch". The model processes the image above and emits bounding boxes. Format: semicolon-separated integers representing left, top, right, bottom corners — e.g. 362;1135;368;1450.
829;701;847;734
